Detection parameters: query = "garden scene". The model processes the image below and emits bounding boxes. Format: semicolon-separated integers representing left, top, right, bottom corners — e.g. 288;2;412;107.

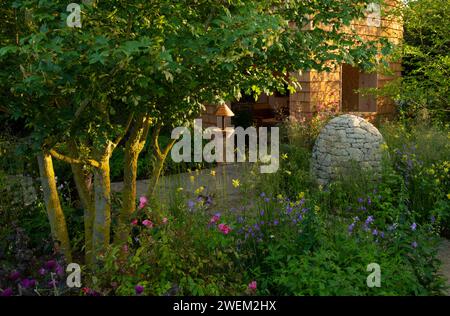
0;0;449;297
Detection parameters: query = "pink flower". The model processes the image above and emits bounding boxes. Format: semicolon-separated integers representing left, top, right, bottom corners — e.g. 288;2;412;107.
210;213;221;224
138;196;148;209
248;281;257;291
142;219;153;228
218;223;231;235
162;217;168;224
131;219;138;226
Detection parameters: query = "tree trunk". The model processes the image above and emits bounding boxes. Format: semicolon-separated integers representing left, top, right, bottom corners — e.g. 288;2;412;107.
147;126;177;198
68;141;95;265
116;115;151;245
92;158;112;259
147;153;166;198
71;162;95;265
37;152;72;262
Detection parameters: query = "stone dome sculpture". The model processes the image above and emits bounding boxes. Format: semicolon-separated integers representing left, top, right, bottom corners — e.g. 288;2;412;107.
311;114;385;185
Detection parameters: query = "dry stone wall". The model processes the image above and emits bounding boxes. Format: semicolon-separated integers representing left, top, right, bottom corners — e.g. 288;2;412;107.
311;114;384;185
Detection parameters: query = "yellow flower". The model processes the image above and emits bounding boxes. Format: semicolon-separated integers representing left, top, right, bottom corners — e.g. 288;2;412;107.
210;170;216;177
297;192;305;200
284;170;292;175
281;153;288;160
189;175;195;183
195;186;205;195
380;143;389;151
314;205;320;213
447;193;450;200
176;187;184;192
277;194;283;200
232;179;240;188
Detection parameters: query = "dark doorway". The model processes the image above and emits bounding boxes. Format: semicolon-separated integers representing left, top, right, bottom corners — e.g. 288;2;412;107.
341;64;377;112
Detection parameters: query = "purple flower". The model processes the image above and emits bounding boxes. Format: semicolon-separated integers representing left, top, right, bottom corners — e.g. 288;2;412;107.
9;271;21;281
367;198;372;205
135;285;144;295
358;197;364;203
360;206;367;211
365;216;374;225
286;206;293;214
55;264;65;277
260;221;265;225
431;216;436;224
273;220;279;226
0;288;13;297
348;223;355;233
38;268;46;276
380;231;385;238
264;198;270;203
260;210;265;217
45;260;57;270
410;223;417;231
372;229;378;236
187;200;195;209
411;241;418;248
21;278;36;288
260;192;266;198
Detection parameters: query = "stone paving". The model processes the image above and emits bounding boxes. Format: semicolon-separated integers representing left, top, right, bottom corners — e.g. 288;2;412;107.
111;163;253;208
438;238;450;295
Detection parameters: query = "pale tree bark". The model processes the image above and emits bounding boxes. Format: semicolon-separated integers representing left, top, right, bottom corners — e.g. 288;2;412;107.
69;142;94;265
90;114;133;260
116;114;152;245
91;147;113;258
147;124;177;198
37;152;72;262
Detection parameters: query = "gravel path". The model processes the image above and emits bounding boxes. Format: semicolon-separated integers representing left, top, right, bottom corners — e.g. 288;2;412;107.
438;238;450;295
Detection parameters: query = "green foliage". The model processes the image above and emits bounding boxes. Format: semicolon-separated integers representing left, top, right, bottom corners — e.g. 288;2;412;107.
382;0;450;122
93;195;244;295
